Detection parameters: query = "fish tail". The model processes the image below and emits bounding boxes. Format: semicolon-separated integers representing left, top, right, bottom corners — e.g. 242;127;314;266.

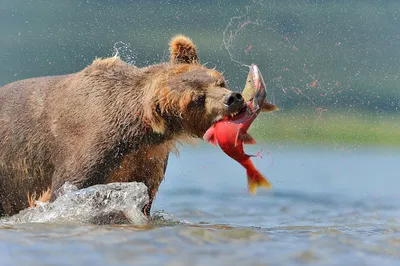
245;160;272;194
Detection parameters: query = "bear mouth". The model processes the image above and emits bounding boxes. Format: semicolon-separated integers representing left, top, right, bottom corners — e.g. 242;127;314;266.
213;105;248;123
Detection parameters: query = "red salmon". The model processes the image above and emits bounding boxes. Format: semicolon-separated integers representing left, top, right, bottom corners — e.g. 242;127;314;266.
203;64;278;194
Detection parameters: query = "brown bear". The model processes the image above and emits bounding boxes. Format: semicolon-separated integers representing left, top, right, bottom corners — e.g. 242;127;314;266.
0;35;245;217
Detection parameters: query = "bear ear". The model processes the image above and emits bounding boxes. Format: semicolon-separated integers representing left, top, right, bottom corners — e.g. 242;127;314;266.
169;35;199;64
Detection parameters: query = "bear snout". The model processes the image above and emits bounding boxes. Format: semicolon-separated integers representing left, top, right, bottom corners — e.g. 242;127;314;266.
223;92;244;113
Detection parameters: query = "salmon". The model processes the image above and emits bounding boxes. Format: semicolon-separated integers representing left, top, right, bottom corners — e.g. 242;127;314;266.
203;64;278;194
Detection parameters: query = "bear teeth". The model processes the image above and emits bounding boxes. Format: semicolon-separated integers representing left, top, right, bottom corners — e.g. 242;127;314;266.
214;115;223;122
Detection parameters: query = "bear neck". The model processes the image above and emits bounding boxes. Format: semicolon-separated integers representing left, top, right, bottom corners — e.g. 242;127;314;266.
92;61;188;152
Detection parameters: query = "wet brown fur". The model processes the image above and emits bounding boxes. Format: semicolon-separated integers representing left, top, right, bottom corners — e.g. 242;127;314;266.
27;188;51;208
0;35;242;216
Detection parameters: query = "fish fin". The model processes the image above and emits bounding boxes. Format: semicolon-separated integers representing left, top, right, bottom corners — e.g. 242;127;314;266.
203;126;217;146
246;161;272;194
261;102;279;112
235;130;255;146
242;133;256;145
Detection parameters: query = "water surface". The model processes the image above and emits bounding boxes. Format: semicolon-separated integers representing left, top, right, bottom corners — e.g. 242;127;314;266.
1;143;400;266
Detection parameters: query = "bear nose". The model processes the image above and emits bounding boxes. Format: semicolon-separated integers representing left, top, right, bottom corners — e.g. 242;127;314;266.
224;92;244;109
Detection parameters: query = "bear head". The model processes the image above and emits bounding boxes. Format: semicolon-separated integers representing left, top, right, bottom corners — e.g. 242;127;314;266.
143;35;245;138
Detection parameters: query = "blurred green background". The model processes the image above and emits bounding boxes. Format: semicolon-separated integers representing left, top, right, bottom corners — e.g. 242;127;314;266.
1;0;399;146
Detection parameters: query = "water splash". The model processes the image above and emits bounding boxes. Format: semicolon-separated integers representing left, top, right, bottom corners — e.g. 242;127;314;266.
112;41;137;65
222;6;258;68
1;182;149;225
150;210;189;227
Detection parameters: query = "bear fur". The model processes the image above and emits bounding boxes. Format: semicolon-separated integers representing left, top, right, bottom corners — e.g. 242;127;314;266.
0;35;245;217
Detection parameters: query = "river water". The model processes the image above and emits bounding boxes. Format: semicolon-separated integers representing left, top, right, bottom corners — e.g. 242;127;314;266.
1;143;399;266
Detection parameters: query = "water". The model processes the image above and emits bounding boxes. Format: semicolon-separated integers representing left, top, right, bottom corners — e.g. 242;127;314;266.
1;182;148;225
1;143;400;266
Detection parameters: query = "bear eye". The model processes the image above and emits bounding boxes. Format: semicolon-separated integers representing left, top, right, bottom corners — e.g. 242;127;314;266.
216;80;226;87
189;95;205;108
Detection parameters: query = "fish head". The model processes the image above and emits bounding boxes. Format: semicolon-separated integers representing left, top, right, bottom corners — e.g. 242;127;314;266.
249;64;267;110
241;70;256;103
242;64;279;113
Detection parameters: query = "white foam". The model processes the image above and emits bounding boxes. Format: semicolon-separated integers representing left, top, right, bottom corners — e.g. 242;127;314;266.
1;182;149;225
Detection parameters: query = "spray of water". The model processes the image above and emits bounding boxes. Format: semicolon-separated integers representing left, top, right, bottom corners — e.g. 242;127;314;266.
112;41;137;65
1;182;149;225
